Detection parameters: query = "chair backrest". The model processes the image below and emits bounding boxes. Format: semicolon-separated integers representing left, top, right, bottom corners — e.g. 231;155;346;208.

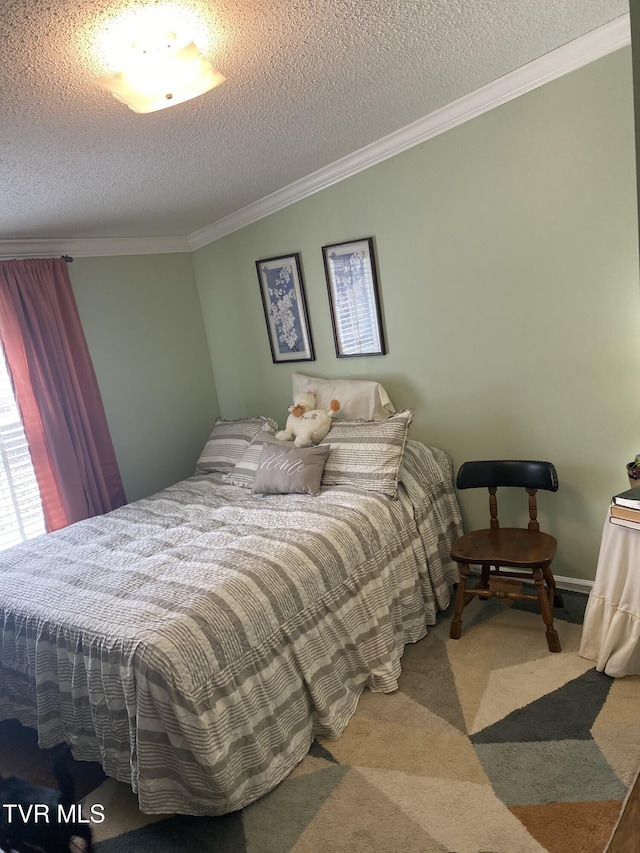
456;460;558;531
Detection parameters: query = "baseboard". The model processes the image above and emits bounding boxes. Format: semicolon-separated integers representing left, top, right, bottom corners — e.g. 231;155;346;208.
554;575;593;594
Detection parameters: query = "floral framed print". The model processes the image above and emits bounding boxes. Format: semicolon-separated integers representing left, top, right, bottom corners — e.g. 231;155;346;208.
256;253;315;363
322;237;386;358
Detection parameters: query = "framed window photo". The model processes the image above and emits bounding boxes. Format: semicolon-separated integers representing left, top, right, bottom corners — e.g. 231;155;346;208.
256;253;315;363
322;237;386;358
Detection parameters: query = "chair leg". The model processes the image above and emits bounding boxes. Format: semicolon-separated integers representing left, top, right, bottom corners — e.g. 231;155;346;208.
478;564;491;599
542;566;564;608
534;567;561;653
450;562;469;640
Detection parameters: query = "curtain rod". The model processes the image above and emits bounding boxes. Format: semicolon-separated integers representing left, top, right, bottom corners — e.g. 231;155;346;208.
61;255;73;263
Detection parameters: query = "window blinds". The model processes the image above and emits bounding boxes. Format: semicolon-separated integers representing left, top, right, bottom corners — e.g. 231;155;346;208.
0;346;46;550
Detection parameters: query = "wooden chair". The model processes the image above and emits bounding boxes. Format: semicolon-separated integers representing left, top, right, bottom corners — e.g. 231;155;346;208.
449;460;562;653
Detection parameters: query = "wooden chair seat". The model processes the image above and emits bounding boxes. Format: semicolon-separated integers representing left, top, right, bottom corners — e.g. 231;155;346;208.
450;527;557;568
449;460;562;653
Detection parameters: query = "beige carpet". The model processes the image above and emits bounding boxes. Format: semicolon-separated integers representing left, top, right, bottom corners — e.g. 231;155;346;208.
2;590;639;852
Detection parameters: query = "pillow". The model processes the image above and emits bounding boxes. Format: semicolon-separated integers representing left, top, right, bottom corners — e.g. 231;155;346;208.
225;431;282;487
319;409;414;498
292;373;395;421
196;417;278;474
252;442;330;496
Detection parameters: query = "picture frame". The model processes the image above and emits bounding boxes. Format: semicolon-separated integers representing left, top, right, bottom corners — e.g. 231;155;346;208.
322;237;386;358
256;253;315;363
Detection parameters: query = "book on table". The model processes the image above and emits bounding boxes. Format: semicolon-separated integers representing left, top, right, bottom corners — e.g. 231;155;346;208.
611;486;640;510
610;503;640;522
609;515;640;531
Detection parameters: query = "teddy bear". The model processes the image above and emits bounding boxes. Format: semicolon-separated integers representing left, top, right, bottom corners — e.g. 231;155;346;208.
275;391;340;447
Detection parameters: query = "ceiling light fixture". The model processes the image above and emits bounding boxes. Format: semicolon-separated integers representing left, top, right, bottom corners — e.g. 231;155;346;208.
96;29;225;114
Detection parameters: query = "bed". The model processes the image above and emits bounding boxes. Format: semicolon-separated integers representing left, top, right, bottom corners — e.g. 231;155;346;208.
0;435;462;816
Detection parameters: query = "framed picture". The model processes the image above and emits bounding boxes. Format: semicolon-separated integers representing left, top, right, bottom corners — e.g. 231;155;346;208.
322;237;386;358
256;253;315;363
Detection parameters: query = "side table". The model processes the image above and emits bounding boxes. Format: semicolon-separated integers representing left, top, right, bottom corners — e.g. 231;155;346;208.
579;516;640;677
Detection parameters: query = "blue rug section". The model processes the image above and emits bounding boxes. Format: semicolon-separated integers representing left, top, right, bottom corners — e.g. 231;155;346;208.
470;664;625;810
95;812;246;852
469;668;613;744
474;739;627;806
470;668;613;744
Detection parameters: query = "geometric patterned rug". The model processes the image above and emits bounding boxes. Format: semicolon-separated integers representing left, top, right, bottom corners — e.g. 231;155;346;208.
3;589;640;852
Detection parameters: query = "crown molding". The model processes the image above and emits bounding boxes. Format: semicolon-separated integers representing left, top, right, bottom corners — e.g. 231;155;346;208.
188;13;630;250
1;14;629;260
0;236;191;261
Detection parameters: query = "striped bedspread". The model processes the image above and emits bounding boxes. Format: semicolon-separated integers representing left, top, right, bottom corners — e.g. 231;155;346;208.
0;440;462;816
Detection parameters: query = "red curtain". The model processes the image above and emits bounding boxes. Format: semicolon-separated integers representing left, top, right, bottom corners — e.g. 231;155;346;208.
0;258;126;531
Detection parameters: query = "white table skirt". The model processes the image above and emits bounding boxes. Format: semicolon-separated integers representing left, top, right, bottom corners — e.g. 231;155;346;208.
579;517;640;677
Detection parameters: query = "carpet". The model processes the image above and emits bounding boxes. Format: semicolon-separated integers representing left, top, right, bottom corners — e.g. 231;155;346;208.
2;589;639;853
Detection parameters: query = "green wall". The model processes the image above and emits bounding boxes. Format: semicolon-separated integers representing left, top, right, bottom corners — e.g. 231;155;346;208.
193;47;640;583
70;253;219;502
631;0;640;238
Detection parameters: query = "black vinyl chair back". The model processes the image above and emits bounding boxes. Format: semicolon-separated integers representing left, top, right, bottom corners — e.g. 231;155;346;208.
456;460;558;491
456;460;558;532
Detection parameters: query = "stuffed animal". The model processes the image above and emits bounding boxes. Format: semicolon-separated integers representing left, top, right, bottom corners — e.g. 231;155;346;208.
275;391;340;447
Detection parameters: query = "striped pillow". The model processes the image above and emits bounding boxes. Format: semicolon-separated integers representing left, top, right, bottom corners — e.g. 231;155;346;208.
196;417;278;474
225;431;282;487
319;409;414;497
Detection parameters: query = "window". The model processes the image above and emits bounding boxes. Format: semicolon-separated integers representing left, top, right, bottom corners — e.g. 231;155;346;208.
0;346;46;550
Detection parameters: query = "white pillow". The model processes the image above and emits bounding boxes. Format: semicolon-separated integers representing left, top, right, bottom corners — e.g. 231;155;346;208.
292;373;395;421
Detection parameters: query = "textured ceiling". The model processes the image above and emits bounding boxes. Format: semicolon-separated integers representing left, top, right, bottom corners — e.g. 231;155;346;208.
1;0;629;242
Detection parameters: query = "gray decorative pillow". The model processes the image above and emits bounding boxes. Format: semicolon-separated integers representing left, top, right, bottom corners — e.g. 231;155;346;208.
225;431;282;487
252;442;331;496
319;408;414;498
196;417;278;474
